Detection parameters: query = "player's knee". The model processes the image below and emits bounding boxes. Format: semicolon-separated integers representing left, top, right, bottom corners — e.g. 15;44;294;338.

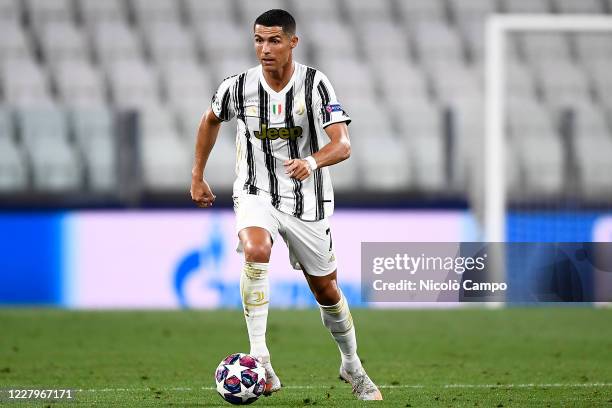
313;280;341;306
242;241;271;263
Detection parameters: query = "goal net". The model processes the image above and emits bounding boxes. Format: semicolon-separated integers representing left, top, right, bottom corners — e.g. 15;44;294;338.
480;15;612;301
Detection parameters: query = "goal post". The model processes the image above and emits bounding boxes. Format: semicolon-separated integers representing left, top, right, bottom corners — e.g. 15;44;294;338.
483;15;612;289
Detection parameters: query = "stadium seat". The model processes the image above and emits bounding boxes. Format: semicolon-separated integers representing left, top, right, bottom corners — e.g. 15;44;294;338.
143;22;198;66
82;133;116;191
0;0;19;21
107;60;161;109
507;62;537;100
0;106;14;140
412;21;464;66
140;130;191;191
92;21;142;65
289;0;340;22
342;0;393;23
3;0;609;199
514;135;565;194
586;62;612;110
71;107;114;145
291;40;311;65
130;0;180;24
521;33;572;64
574;33;612;64
534;62;592;108
241;0;288;24
450;98;485;190
345;102;396;188
203;127;237;188
71;107;117;191
77;0;125;25
448;0;498;23
54;60;106;107
195;19;251;63
183;0;234;23
502;0;551;13
345;99;394;137
574;135;612;195
408;133;446;191
465;143;522;197
504;144;522;195
176;107;204;143
136;104;178;139
177;105;209;138
329;156;359;192
306;20;359;61
374;60;429;103
507;98;556;138
357;21;411;63
459;19;486;62
448;0;497;56
396;0;446;24
505;34;524;63
161;61;214;111
213;56;257;85
429;63;482;105
71;106;113;153
319;58;377;101
553;0;604;13
0;22;32;62
0;138;28;191
28;138;82;191
353;134;412;191
16;106;68;149
1;58;52;107
39;22;88;66
458;19;523;64
25;0;73;26
393;100;442;139
568;103;611;140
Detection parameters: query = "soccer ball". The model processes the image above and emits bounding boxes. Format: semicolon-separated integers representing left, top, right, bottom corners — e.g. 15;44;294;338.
214;353;267;405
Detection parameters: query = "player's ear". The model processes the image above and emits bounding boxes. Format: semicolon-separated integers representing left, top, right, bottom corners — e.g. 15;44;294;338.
290;35;298;49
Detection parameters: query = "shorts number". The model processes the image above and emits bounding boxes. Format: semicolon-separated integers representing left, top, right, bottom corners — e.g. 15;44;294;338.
325;228;333;251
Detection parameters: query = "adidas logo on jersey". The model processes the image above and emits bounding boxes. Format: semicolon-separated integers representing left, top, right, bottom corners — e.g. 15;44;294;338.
253;124;303;141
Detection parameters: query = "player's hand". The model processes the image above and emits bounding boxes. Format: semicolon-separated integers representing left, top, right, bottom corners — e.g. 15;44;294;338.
284;159;312;181
190;178;216;208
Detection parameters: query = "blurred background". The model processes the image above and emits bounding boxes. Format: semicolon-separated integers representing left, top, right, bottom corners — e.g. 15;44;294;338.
0;0;611;308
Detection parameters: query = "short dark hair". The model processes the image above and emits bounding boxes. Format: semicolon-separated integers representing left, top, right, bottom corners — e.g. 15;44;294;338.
254;9;296;36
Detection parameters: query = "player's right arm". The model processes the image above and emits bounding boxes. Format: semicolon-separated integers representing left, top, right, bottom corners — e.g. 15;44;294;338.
191;76;237;208
190;109;222;208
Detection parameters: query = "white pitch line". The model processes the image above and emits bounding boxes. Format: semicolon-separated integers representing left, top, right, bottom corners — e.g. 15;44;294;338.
443;383;612;389
76;383;612;393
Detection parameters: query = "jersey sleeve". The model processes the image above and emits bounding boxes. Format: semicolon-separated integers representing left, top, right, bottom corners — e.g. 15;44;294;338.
313;72;351;129
210;76;236;122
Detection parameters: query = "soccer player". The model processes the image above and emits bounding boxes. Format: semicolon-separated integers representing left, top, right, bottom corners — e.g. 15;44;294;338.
190;9;382;401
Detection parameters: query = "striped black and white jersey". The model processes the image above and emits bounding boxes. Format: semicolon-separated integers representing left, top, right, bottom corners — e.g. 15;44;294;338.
211;62;351;221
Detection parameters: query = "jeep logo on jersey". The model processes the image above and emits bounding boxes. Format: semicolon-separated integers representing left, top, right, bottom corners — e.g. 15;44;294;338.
253;124;303;141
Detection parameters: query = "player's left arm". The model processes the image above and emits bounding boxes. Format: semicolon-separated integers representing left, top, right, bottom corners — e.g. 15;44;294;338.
284;122;350;181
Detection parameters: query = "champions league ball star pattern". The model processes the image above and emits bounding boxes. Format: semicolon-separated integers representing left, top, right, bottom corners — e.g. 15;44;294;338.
215;353;267;405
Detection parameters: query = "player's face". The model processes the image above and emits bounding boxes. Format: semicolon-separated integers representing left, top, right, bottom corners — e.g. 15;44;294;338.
254;25;297;72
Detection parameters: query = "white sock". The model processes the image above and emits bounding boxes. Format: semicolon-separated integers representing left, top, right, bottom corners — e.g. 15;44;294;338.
240;262;270;361
319;290;362;372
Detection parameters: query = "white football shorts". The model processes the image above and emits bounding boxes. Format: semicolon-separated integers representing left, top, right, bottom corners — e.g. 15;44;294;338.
233;193;337;277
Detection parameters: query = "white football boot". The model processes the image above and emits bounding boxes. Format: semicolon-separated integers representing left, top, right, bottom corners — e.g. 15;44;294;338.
339;365;383;401
258;358;282;396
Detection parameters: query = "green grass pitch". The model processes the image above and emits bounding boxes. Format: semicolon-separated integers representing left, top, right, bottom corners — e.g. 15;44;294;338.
0;308;611;407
